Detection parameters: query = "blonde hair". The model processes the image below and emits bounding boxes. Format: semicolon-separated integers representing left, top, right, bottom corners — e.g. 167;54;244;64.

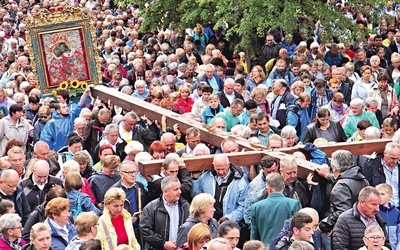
376;183;393;196
190;193;215;217
104;187;126;205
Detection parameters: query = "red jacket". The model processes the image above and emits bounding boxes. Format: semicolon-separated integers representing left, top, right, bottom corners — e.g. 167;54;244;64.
174;97;194;114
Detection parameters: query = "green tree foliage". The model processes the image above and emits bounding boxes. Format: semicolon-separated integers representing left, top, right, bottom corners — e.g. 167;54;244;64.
126;0;384;59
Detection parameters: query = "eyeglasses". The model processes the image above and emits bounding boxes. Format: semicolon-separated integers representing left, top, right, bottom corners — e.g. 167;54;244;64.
365;236;384;241
232;106;243;114
122;170;139;175
10;226;22;230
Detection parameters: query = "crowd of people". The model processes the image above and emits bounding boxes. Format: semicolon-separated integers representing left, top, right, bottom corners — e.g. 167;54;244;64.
0;0;400;250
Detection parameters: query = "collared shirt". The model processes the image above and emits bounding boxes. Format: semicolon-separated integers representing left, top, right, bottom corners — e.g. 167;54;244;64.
185;146;193;156
119;123;133;143
223;90;235;105
214;168;232;185
257;128;275;146
163;197;180;241
316;94;329;110
359;209;379;228
382;161;399;207
33;178;48;191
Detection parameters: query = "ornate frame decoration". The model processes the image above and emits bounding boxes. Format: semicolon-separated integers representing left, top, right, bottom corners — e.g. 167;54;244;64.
26;6;100;94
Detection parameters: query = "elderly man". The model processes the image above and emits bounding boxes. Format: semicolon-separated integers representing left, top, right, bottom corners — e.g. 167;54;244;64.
363;142;400;207
140;176;189;250
333;187;390;250
112;161;147;238
318;150;369;235
193;154;248;223
211;118;227;132
160;132;177;154
19;160;63;211
251;173;300;246
0;169;31;225
342;98;380;138
279;156;311;208
261;34;281;66
93;124;127;163
118;111;157;151
24;141;61;177
198;64;223;94
217;78;244;108
213;98;245;132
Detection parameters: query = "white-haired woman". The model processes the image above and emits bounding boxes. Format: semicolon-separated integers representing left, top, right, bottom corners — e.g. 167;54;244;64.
0;213;26;249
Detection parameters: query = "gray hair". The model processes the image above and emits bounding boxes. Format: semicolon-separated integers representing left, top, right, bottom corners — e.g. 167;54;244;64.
265;173;285;191
124;111;139;120
358;186;380;202
193;143;210;156
162;158;178;170
134;152;152;166
230;124;251;139
13;92;25;103
161;176;180;191
74;117;87;126
134;80;146;89
364;127;381;139
365;97;379;107
364;225;384;237
0;213;21;233
288;241;314;250
350;98;365;108
104;124;119;134
280;156;297;170
384;142;400;155
224;78;235;86
124;140;144;154
331;150;354;172
207;238;231;250
281;125;297;138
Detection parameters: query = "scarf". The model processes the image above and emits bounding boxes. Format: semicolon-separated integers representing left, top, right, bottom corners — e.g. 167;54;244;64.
47;218;69;243
379;87;389;102
0;234;24;250
331;101;344;114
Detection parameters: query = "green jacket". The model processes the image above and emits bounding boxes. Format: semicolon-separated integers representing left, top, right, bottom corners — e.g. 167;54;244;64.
213;108;240;132
251;192;301;246
342;110;380;138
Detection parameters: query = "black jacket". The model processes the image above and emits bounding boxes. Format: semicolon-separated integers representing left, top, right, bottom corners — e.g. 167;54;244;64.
363;155;400;188
19;174;63;211
319;166;369;233
0;186;31;225
303;121;347;144
88;171;121;204
139;196;189;250
83;118;107;156
217;91;244;108
147;168;193;203
333;203;391;250
283;179;311;208
22;203;46;242
176;216;218;248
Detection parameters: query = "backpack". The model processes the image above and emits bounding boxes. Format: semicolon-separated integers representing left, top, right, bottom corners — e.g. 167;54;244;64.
71;193;82;219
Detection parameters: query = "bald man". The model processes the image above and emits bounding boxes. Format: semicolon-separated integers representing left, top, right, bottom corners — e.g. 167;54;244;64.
0;169;31;225
19;160;63;211
24;141;61;177
193;154;248;223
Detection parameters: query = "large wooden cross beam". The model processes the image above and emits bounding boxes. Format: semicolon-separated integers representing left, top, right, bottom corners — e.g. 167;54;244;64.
91;86;390;179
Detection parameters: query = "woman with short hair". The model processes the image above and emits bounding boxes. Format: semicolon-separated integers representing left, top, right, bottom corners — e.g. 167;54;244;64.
96;188;140;250
65;212;99;250
23;223;53;250
0;213;26;249
176;193;218;248
44;197;77;250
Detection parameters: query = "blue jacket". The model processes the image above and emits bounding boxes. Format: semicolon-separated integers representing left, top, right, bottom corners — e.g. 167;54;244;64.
324;51;343;67
379;204;400;250
193;165;249;222
308;88;334;120
66;189;100;216
40;106;82;152
198;73;223;93
286;101;311;142
44;218;77;250
202;104;224;125
281;42;297;57
245;78;267;93
266;68;295;88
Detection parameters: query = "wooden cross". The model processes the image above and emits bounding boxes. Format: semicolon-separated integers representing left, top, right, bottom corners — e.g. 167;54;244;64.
91;85;390;179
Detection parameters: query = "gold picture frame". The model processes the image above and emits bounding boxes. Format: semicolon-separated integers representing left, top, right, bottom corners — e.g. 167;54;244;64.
25;6;101;94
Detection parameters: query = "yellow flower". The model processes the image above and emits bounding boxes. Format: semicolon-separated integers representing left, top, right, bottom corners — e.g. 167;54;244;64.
59;81;69;90
52;90;57;97
70;79;80;89
80;82;88;90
